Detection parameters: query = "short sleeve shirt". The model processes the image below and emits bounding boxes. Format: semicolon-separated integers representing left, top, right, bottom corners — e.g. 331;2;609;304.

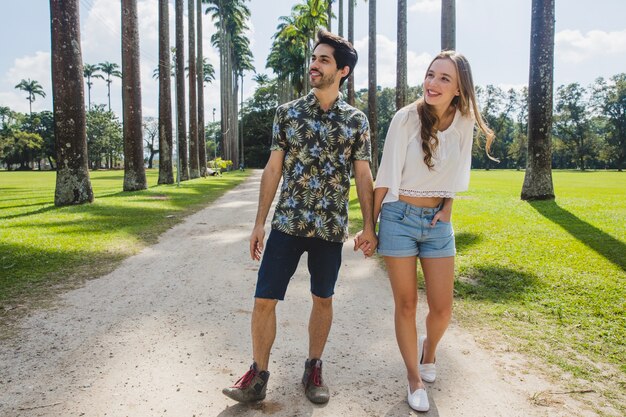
270;91;371;242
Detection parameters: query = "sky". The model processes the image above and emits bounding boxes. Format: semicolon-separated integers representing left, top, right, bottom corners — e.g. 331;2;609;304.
1;0;625;119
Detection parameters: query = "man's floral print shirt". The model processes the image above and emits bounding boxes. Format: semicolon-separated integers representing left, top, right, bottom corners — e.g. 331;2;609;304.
270;91;371;242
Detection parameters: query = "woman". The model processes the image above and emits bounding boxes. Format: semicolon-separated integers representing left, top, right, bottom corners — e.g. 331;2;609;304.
357;51;495;412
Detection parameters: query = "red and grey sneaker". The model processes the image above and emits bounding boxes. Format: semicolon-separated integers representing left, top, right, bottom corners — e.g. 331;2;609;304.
222;362;270;402
302;358;330;404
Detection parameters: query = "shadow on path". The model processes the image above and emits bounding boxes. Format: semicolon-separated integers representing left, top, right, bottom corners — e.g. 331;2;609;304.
529;200;626;271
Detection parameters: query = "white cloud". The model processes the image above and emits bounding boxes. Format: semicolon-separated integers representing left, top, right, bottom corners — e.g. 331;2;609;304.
409;0;440;13
353;35;432;90
556;29;626;63
2;51;52;113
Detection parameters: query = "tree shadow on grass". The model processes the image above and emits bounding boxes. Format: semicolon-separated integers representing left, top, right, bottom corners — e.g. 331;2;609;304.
456;232;482;254
455;266;539;303
529;200;626;272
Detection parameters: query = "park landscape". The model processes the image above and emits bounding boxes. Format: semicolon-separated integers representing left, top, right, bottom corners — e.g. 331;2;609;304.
1;0;625;416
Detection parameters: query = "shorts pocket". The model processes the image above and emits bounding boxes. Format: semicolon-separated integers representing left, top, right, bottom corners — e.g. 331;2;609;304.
380;202;405;222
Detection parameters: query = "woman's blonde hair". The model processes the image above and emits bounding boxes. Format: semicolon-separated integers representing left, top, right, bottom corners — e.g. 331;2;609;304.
417;51;496;168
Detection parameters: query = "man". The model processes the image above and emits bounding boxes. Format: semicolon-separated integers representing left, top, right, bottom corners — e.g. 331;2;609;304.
222;30;377;405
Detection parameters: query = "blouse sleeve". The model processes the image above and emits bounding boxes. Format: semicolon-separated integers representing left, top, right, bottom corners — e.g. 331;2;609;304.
454;115;475;192
375;108;411;203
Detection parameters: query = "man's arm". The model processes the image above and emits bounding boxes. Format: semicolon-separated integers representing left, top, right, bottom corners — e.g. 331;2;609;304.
353;160;377;255
250;150;285;260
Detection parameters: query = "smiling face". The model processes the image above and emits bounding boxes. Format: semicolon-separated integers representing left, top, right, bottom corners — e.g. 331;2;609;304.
309;43;348;90
423;58;460;112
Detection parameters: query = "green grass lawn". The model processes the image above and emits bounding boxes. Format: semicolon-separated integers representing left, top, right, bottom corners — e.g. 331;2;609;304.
350;170;625;415
0;169;249;311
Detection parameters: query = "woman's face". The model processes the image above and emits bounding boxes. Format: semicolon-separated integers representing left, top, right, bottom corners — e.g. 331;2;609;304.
423;58;460;110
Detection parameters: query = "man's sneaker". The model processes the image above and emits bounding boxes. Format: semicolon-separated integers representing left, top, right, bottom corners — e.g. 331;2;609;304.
222;362;269;403
302;358;330;404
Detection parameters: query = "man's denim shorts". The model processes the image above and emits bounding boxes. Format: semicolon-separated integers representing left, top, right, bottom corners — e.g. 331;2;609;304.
255;229;343;300
377;200;456;258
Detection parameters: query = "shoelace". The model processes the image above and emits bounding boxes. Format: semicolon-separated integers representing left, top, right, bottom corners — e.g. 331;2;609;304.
233;369;256;388
310;365;323;386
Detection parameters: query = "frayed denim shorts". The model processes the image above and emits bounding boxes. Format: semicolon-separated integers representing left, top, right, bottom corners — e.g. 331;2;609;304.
377;200;456;258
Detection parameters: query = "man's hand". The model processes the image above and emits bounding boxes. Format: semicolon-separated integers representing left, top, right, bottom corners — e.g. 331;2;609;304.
353;229;378;258
250;225;265;261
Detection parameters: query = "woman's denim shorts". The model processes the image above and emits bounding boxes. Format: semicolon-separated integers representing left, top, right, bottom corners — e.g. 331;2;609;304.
377;200;456;258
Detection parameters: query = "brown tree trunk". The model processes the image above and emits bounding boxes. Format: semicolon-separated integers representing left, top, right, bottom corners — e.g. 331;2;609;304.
347;0;355;106
175;0;188;180
441;0;456;51
338;0;344;37
368;0;378;175
188;0;199;178
521;0;555;200
121;0;147;191
197;0;207;176
158;0;174;184
50;0;94;206
396;0;407;110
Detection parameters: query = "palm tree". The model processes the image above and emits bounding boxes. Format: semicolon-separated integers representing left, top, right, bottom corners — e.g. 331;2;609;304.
14;79;46;115
347;0;355;105
338;0;344;36
205;0;254;168
175;0;188;180
83;64;103;111
50;0;93;206
197;1;216;176
98;61;122;111
396;0;407;110
327;0;333;31
441;0;455;51
158;0;174;184
121;0;147;191
521;0;555;200
368;0;378;173
188;0;200;179
0;106;12;126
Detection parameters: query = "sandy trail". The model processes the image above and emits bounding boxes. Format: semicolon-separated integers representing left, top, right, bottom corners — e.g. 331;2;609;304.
1;170;593;416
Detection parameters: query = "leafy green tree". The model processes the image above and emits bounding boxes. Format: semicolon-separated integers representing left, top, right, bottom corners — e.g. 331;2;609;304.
594;74;626;171
14;78;46;115
86;105;123;169
0;131;43;170
553;83;592;170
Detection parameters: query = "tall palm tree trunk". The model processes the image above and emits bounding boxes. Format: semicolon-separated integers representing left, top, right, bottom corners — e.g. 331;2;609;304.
175;0;189;180
347;0;355;105
50;0;94;206
338;0;344;36
188;0;200;178
396;0;407;110
197;0;207;176
521;0;555;200
368;0;378;174
441;0;455;51
158;0;174;184
121;0;147;191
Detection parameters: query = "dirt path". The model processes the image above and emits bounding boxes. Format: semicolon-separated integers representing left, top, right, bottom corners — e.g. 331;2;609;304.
0;170;596;416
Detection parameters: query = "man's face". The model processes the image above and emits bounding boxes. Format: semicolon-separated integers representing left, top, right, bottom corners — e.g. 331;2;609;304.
309;43;346;90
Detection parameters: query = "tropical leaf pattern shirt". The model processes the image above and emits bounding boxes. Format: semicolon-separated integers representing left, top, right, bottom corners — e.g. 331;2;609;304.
270;91;371;243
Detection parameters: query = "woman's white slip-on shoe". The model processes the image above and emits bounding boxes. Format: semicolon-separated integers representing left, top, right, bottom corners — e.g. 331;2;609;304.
407;385;429;412
419;335;437;383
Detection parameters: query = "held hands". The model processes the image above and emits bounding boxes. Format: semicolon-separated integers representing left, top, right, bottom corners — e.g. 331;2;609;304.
249;225;265;261
353;229;378;258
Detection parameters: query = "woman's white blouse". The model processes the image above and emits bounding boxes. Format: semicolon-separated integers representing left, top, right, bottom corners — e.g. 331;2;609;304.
375;103;474;205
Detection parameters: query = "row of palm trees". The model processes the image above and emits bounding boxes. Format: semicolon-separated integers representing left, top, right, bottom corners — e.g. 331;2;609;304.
48;0;555;206
83;62;122;111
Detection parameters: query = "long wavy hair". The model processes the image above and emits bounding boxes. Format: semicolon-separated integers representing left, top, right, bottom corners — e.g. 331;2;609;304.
416;51;495;169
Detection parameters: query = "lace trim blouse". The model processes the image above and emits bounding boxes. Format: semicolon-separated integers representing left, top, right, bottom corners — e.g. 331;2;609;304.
375;103;475;205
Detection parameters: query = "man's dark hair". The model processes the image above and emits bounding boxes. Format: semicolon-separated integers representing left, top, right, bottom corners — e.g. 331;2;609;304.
313;29;358;87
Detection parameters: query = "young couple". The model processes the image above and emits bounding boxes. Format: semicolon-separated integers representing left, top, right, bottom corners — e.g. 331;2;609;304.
221;30;494;413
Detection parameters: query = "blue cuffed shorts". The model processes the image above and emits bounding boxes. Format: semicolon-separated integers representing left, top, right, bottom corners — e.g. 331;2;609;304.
377;200;456;258
254;230;343;300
